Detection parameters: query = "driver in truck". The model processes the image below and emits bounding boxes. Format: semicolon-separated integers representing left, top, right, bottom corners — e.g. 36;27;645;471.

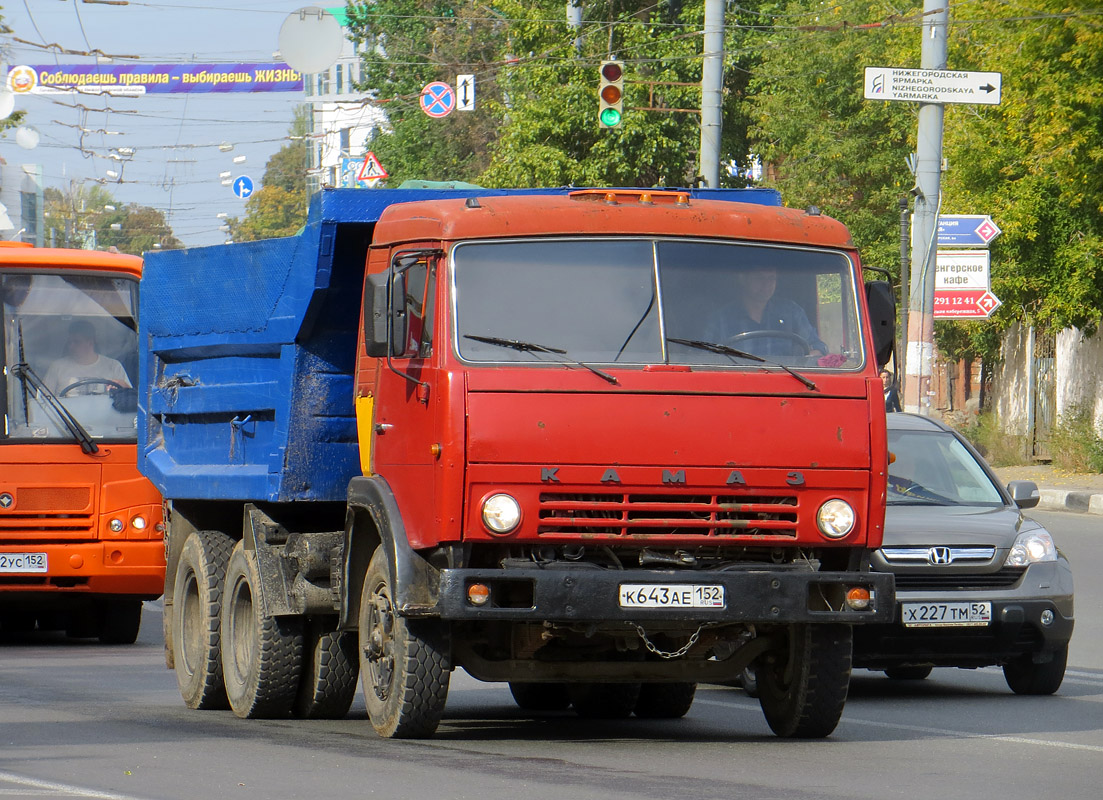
44;320;131;395
706;265;827;358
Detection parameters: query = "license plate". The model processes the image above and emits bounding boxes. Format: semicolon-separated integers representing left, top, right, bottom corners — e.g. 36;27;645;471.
902;601;991;627
0;552;48;573
618;584;725;609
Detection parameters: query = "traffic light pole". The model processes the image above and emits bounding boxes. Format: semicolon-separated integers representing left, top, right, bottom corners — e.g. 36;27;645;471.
699;0;724;187
903;1;949;415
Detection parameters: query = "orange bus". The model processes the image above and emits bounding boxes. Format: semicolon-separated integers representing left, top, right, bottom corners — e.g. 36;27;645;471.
1;243;163;643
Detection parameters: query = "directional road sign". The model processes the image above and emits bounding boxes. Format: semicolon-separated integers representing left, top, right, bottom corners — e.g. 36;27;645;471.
864;67;1002;106
937;214;1002;247
456;74;475;111
934;289;1002;319
357;151;388;182
936;250;990;290
420;81;455;118
232;175;254;199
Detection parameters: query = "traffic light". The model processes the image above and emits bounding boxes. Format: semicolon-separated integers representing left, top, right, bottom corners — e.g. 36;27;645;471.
598;60;624;129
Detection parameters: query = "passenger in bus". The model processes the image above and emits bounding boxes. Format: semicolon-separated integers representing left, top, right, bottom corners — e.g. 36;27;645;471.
44;320;131;396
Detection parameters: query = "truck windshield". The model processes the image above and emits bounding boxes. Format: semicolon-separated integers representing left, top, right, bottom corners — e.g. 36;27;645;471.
1;271;139;443
453;238;863;369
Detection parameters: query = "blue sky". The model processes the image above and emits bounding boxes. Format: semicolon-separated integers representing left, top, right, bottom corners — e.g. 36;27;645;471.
1;1;327;246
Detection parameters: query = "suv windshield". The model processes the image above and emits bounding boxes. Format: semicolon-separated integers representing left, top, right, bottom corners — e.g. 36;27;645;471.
2;271;139;443
887;429;1004;506
452;238;863;369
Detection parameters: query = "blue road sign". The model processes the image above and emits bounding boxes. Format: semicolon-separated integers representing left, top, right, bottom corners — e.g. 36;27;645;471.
420;81;455;118
233;175;254;199
937;214;1001;246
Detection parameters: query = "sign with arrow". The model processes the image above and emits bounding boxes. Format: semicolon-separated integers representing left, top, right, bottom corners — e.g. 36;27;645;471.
933;289;1002;319
456;74;475;111
937;214;1002;247
864;67;1002;105
357;151;388;183
232;175;254;199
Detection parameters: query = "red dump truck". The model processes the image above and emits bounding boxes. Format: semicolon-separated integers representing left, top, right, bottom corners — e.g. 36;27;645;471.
139;187;895;737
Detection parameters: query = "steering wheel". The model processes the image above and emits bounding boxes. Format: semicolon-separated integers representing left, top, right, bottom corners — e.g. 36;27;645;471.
59;378;126;397
728;329;811;356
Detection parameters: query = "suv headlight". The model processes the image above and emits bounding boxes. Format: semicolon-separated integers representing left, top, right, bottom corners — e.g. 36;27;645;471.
1005;529;1057;566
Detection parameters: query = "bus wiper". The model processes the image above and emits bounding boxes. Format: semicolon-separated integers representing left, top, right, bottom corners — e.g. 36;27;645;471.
9;363;99;454
464;335;619;385
666;337;818;391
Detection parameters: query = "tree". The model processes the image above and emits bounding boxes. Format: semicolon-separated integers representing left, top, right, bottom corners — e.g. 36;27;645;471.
345;0;767;188
43;182;180;255
229;106;310;241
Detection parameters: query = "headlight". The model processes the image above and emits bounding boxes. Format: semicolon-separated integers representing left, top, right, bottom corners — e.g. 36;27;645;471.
1005;529;1056;566
482;493;521;534
816;499;855;539
131;515;147;530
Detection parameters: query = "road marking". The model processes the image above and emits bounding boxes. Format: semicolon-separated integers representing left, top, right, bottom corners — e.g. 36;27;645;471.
0;770;148;800
695;697;1103;753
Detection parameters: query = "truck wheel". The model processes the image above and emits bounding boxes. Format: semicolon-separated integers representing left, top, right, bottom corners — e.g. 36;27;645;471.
569;682;641;718
757;623;852;738
295;626;360;719
359;547;450;738
1003;644;1068;695
173;530;235;709
508;682;571;712
634;682;696;719
98;598;142;644
885;665;933;681
221;541;304;718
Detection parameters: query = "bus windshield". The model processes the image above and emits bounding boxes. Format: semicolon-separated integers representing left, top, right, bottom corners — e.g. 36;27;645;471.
2;271;139;443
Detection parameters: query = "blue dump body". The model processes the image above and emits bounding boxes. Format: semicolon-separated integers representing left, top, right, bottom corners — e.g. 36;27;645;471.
138;186;783;503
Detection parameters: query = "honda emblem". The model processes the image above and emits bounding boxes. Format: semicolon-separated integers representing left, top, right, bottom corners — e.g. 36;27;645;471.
928;546;953;565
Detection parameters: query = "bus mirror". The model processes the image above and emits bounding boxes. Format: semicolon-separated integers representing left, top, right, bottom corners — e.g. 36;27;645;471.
865;280;895;368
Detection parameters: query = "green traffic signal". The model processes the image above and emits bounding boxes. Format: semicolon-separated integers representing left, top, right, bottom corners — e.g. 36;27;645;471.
600;107;622;127
598;60;624;129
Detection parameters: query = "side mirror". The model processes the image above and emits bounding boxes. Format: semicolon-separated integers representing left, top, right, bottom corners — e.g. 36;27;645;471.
865;280;896;368
1006;480;1040;509
389;271;408;357
363;272;390;357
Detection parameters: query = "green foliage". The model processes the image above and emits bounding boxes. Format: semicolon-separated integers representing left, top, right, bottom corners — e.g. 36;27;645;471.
229;106;310;242
43;184;180;255
1049;405;1103;473
955;411;1029;467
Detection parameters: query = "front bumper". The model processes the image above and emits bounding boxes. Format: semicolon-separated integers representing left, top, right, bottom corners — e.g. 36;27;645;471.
436;566;894;624
0;540;165;599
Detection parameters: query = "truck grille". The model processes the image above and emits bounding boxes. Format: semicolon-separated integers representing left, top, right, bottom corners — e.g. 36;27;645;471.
0;486;95;542
537;492;798;540
892;567;1026;591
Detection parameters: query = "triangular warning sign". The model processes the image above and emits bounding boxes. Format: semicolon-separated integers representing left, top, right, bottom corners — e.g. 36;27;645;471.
357;151;388;182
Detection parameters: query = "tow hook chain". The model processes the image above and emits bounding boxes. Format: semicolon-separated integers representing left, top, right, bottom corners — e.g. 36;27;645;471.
629;623;706;660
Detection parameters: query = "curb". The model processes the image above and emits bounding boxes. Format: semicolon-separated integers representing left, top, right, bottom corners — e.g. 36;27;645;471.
1037;489;1103;515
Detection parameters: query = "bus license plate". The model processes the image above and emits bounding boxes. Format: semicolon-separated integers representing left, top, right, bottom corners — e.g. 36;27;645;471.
0;552;48;573
618;584;725;609
902;601;991;627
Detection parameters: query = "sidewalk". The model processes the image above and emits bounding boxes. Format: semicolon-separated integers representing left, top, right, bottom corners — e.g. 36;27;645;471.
993;464;1103;515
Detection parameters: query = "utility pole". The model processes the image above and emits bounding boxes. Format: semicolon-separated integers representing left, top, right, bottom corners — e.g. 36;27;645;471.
903;1;949;415
699;0;724;187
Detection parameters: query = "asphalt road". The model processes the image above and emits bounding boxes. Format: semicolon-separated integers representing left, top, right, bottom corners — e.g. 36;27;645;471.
2;508;1100;800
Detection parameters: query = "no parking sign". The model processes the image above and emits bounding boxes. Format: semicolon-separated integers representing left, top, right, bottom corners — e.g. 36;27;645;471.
420;81;455;118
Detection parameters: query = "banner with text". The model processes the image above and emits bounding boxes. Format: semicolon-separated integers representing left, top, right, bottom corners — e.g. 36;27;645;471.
6;64;303;96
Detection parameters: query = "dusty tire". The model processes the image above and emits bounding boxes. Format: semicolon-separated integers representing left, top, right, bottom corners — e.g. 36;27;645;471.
1004;644;1067;695
634;682;696;719
221;541;304;719
569;682;641;719
99;598;143;644
172;530;234;709
885;665;933;681
359;547;450;738
508;682;571;712
295;625;360;719
757;624;852;738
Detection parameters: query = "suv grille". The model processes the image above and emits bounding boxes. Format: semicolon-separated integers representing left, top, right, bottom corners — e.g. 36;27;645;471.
893;567;1026;591
538;492;798;540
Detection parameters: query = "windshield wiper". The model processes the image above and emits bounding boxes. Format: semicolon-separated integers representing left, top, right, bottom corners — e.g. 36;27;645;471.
667;337;817;391
9;363;99;454
464;335;619;385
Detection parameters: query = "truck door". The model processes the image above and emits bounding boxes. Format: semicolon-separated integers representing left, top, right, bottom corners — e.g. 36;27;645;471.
370;251;440;547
